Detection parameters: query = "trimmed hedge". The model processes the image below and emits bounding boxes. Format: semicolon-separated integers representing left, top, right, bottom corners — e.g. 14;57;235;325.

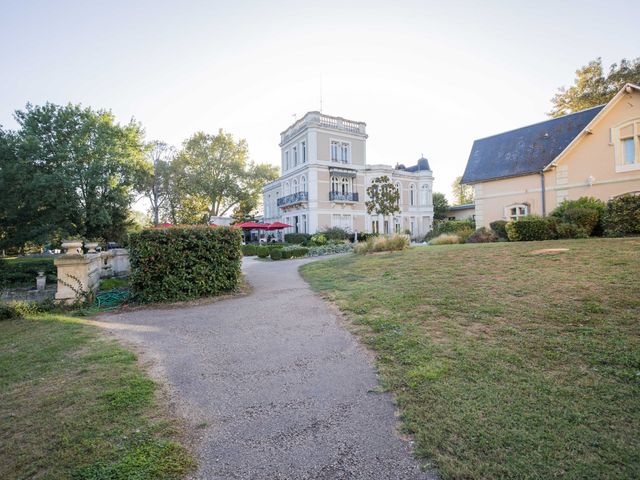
256;246;269;258
489;220;508;240
282;246;309;258
560;208;599;236
270;248;283;260
241;244;257;256
284;233;312;245
129;226;241;303
0;257;57;288
551;197;605;236
604;193;640;237
505;216;553;241
426;219;476;241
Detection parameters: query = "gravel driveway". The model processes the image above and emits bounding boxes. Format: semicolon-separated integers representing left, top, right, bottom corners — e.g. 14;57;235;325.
102;257;435;479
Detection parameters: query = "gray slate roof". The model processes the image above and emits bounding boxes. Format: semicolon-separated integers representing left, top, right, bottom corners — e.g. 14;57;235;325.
401;157;431;172
461;105;604;184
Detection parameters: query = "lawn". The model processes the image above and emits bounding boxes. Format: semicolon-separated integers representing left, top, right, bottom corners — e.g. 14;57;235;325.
300;238;640;479
0;313;194;479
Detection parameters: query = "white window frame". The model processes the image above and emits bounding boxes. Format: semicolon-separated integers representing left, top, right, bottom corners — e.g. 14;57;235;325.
292;178;298;193
293;146;298;167
409;184;416;207
330;141;339;162
614;119;640;172
300;175;307;192
505;203;529;221
340;142;350;164
284;150;290;171
301;141;307;163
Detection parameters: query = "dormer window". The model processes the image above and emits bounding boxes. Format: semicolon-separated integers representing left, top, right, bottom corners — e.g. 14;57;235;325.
614;119;640;172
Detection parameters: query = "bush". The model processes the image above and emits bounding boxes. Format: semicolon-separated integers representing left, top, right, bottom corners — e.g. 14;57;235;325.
320;227;349;241
551;197;605;235
1;299;57;320
128;226;242;303
505;216;554;242
354;234;410;254
489;220;508;240
428;234;460;245
426;219;476;241
282;246;309;258
270;248;283;260
603;193;640;237
281;249;292;259
256;246;269;258
0;256;57;288
310;234;327;246
466;227;498;243
556;223;589;239
307;243;354;256
284;233;312;245
560;208;600;236
456;226;475;243
241;244;257;256
348;232;377;243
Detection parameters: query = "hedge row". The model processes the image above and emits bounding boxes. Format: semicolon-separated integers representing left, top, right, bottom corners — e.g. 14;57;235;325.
129;226;242;303
0;257;56;288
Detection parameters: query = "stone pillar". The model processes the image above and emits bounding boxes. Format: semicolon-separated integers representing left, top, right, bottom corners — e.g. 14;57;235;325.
54;254;102;304
111;249;130;277
36;272;46;291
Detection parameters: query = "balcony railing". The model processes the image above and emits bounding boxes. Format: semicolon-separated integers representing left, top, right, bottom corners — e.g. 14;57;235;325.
329;191;359;202
277;191;308;207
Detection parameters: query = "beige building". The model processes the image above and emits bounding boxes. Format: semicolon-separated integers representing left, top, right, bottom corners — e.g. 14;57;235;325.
462;84;640;228
263;112;434;236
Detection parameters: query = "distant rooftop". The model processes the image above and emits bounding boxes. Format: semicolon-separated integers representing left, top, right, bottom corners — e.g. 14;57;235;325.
280;111;367;145
461;105;604;184
395;156;431;172
448;203;475;211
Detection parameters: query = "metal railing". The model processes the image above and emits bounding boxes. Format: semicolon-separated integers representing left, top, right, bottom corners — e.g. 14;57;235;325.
329;191;359;202
277;191;308;207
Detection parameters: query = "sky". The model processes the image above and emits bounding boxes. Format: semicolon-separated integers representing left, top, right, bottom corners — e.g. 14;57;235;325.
1;0;637;205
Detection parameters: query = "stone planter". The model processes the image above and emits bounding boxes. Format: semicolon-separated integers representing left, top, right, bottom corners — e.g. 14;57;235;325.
36;271;46;291
85;242;99;253
61;240;83;256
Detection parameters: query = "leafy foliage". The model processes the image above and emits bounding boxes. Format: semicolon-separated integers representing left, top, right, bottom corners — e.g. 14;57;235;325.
604;193;640;237
426;219;476;241
550;197;605;236
0;257;56;288
556;222;589;239
353;234;409;254
451;176;474;205
549;57;640;117
256;246;269;258
129;226;241;302
505;216;554;241
489;220;509;240
319;227;349;241
281;246;309;258
269;248;283;260
432;192;449;221
428;234;460;245
365;176;400;217
466;227;498;243
284;233;312;245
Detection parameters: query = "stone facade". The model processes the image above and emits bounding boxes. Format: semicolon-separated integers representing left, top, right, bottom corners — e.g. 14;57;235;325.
263;112;434;237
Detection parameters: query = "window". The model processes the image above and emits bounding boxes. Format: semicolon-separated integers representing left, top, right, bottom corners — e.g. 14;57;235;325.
285;151;290;170
301;175;307;192
266;194;271;218
331;176;339;192
341;143;349;163
506;204;529;221
301;214;307;233
341;177;350;194
371;220;379;234
331;141;339;162
301;141;307;163
292;178;298;193
293;146;298;167
395;182;401;206
420;185;430;206
410;184;416;206
615;119;640;171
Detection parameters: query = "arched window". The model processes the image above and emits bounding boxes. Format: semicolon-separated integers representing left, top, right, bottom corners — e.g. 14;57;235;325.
505;203;529;221
341;177;350;194
284;182;290;196
300;175;307;192
331;176;339;192
292;178;298;193
410;184;416;206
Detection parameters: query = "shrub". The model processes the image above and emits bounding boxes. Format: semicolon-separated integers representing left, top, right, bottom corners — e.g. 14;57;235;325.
551;197;605;235
241;244;257;256
284;233;312;245
556;223;589;239
256;246;269;258
0;257;56;288
456;227;475;243
282;246;309;258
489;220;508;240
428;234;460;245
348;232;377;243
270;248;283;260
307;243;354;256
281;249;292;259
505;216;553;241
128;226;242;303
466;227;498;243
354;234;410;254
560;208;600;236
603;193;640;237
310;234;327;246
426;219;476;241
320;227;349;241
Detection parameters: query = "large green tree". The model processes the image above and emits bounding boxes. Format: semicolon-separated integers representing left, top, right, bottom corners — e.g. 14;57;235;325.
549;57;640;117
451;176;474;205
432;192;449;220
0;103;147;248
174;130;278;221
365;175;401;217
140;141;175;225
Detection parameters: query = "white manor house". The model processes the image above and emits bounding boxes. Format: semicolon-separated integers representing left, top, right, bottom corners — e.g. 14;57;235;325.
262;112;435;236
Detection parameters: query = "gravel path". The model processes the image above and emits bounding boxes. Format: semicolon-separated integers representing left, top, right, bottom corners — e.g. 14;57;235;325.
102;257;435;479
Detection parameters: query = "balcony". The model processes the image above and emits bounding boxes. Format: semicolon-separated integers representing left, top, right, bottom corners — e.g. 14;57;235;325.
329;191;359;202
277;191;308;208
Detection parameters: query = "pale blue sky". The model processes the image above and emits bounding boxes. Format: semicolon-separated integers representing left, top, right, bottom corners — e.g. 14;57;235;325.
1;0;637;202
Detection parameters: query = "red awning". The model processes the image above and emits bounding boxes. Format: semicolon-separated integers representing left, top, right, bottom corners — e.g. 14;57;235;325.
234;221;269;229
265;222;292;230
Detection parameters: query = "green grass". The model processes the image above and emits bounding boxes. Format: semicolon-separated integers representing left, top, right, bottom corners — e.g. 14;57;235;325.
300;238;640;479
99;277;129;291
0;313;195;479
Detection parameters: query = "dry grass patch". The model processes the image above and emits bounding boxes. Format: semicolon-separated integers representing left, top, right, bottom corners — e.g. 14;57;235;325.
301;238;640;479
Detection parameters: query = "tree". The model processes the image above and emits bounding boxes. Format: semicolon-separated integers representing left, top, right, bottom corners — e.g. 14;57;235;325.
231;198;259;224
174;130;278;221
1;103;148;248
432;192;449;220
140;141;175;225
451;176;474;205
549;57;640;117
365;175;400;218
